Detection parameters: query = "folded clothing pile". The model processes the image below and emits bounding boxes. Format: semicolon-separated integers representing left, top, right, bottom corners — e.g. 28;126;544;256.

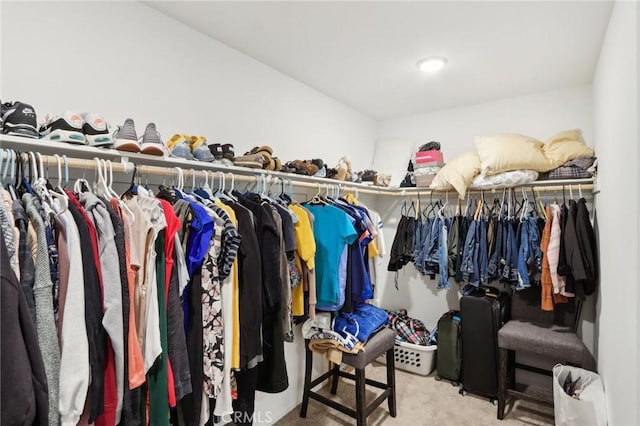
540;156;597;180
385;309;431;346
234;145;282;170
303;303;389;364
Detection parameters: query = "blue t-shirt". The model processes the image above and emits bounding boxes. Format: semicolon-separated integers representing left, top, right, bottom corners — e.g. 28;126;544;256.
305;204;357;310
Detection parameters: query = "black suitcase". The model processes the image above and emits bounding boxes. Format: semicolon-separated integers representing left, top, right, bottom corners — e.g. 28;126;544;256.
435;310;462;385
460;286;510;401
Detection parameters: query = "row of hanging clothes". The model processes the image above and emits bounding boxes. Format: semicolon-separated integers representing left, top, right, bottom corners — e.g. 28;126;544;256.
0;148;383;426
387;186;598;310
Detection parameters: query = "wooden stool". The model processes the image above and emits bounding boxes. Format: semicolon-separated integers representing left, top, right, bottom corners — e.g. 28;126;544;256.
299;328;397;426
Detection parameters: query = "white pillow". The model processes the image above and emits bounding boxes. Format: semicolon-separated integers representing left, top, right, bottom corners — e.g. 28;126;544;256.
543;129;595;168
475;133;553;176
470;170;539;189
429;152;481;198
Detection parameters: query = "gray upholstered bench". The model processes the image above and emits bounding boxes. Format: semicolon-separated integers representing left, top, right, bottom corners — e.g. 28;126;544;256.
496;288;590;420
300;327;397;426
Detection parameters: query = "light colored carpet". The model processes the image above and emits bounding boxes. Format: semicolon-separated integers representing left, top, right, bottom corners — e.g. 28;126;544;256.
276;363;554;426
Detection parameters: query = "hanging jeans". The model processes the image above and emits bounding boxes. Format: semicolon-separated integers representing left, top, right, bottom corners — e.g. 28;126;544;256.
516;220;531;290
487;219;503;279
478;218;488;285
461;221;479;286
502;219;519;283
424;218;440;278
527;217;543;275
437;217;450;289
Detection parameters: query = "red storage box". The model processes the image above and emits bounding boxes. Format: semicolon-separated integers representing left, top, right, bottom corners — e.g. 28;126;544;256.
416;150;444;164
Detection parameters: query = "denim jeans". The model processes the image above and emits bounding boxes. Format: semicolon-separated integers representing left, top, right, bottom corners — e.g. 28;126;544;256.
461;221;479;286
502;219;518;282
487;219;503;278
437;216;450;289
516;219;531;290
413;217;423;261
526;217;543;273
414;219;430;274
423;218;439;277
478;218;488;285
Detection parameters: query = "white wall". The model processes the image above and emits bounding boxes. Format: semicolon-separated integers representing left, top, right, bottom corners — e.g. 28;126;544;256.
0;1;376;172
373;85;593;187
593;1;639;425
372;86;596;340
0;2;377;424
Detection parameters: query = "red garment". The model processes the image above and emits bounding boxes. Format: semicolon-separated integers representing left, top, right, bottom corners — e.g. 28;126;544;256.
67;191;118;426
158;199;181;408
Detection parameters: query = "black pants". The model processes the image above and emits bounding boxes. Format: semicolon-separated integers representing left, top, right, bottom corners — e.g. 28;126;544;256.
233;367;258;426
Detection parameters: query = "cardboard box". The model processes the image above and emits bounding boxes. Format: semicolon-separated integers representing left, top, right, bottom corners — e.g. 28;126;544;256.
416;174;435;187
416;150;444;164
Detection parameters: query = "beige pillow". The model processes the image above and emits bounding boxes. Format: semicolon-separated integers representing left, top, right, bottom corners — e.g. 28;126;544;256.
475;133;553;176
430;152;481;198
544;129;595;168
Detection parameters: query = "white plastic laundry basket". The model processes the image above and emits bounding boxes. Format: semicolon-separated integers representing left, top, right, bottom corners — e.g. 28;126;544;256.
377;341;437;376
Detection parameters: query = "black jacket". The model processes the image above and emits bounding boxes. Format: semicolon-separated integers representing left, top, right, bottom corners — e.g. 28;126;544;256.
1;227;49;426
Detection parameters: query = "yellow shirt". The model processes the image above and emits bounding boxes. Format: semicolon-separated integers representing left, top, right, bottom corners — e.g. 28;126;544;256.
289;204;316;316
215;200;241;370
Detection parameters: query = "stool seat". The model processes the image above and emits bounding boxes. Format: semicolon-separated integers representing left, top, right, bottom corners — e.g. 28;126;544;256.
300;327;397;426
498;320;587;365
342;328;396;368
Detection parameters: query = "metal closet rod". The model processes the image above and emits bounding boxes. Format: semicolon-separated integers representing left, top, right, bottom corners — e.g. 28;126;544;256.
0;151;386;195
0;151;595;197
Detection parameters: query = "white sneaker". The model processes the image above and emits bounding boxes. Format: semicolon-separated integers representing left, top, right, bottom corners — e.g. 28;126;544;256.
39;111;86;144
82;113;113;148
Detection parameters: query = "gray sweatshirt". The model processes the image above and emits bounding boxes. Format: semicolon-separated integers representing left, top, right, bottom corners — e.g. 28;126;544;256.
80;193;125;424
23;193;61;426
54;201;90;426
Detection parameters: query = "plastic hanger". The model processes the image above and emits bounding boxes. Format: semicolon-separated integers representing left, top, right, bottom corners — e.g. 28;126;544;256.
215;172;234;202
309;183;328;205
92;158;111;196
7;150;18;200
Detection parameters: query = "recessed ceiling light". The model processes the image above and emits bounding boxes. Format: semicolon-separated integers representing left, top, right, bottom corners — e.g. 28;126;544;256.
417;56;448;73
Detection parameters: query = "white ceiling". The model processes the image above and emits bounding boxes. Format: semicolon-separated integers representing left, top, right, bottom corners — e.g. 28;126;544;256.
146;1;613;120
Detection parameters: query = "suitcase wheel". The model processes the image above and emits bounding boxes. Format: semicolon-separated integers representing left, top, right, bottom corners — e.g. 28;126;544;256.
459;388;465;396
491;399;497;406
452;381;459;387
435;375;442;381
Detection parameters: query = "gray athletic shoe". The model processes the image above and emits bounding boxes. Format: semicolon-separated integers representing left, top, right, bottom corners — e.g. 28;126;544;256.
114;118;140;152
140;122;166;156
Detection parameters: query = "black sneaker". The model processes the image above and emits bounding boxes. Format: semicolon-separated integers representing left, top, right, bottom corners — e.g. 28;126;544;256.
2;101;39;138
39;111;86;144
209;143;224;160
82;113;113;148
222;143;235;161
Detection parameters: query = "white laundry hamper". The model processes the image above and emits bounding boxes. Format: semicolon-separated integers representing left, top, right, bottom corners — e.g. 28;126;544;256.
377;340;437;376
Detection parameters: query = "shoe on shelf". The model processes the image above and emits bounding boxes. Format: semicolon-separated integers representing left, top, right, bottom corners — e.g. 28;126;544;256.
114;118;140;153
190;136;214;162
222;143;235;161
249;145;273;156
82;113;113;148
2;101;40;139
208;143;224;160
167;134;194;160
140;122;166;156
234;153;264;169
40;111;86;144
